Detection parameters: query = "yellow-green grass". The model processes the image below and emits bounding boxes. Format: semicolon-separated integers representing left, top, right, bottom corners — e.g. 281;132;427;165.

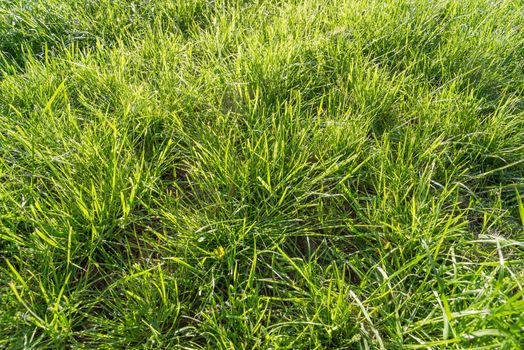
1;0;523;348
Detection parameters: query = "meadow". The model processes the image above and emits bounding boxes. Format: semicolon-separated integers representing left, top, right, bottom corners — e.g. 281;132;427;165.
1;0;523;348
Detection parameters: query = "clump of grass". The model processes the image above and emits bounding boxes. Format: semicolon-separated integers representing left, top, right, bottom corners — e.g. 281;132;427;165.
1;0;523;348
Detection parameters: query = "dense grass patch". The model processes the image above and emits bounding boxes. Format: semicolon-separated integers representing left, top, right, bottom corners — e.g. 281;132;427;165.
1;0;523;348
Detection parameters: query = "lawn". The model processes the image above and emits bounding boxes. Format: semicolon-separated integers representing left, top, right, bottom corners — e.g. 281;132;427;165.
1;0;523;348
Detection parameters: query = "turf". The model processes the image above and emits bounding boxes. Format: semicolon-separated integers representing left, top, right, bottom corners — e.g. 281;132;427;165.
1;0;524;348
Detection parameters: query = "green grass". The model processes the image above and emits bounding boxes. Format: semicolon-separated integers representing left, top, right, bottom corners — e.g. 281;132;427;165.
1;0;523;348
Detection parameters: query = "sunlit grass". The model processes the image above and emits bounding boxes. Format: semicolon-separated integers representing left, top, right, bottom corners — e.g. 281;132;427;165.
1;0;523;348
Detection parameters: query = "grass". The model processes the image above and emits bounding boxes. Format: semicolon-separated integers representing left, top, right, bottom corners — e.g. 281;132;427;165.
1;0;523;348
